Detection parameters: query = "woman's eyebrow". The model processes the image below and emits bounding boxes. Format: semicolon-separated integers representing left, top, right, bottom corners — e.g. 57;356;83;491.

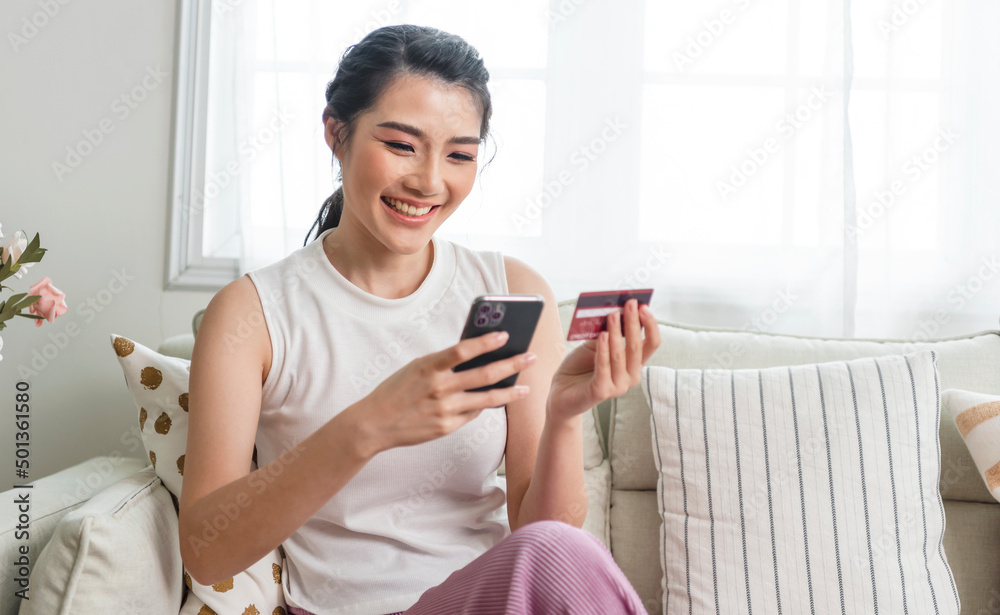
376;121;480;145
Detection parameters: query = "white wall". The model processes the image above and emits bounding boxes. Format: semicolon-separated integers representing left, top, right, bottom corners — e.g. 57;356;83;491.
0;1;214;480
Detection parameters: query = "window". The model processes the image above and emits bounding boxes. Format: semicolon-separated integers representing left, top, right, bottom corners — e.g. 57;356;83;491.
168;1;1000;339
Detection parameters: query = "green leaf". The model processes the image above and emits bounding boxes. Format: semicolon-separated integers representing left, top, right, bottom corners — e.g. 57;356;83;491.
0;253;13;284
15;233;46;265
0;293;39;324
13;294;41;311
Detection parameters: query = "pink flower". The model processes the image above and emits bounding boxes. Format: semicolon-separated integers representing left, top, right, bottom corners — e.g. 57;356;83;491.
27;277;68;326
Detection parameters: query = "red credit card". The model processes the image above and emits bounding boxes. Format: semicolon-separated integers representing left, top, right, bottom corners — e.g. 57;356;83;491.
567;289;654;341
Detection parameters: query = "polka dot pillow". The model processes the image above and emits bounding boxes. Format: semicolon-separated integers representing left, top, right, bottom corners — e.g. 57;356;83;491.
111;334;287;615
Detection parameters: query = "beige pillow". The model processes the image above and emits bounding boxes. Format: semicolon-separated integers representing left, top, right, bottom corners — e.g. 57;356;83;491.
20;468;183;614
110;334;287;615
942;389;1000;502
644;351;958;614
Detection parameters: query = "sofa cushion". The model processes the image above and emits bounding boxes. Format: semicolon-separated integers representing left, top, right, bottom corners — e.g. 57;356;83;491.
943;389;1000;502
110;334;287;615
940;500;1000;610
19;468;183;615
644;351;958;614
609;321;1000;615
612;323;1000;501
0;456;147;615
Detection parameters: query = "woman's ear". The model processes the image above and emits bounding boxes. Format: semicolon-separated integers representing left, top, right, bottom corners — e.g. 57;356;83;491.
324;116;345;159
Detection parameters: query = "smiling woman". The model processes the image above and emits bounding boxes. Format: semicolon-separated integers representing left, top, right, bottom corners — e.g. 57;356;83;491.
315;72;483;290
178;23;658;615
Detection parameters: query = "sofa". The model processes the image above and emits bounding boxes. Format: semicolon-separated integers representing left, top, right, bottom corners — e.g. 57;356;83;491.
2;299;998;614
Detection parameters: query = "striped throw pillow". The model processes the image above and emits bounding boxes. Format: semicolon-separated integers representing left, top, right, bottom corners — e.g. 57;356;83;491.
942;389;1000;502
643;351;959;615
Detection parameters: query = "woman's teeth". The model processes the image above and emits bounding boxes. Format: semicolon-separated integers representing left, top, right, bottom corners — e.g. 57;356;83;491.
383;196;432;217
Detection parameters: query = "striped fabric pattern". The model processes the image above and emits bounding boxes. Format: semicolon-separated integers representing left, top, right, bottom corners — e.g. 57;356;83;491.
643;351;958;615
287;520;646;615
942;388;1000;502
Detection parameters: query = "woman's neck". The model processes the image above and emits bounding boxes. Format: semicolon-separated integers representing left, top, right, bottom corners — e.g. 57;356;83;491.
321;226;434;300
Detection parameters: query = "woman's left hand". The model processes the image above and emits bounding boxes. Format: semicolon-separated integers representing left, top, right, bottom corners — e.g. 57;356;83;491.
546;299;661;422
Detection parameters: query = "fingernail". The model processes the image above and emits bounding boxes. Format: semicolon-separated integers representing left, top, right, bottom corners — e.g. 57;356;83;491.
524;352;537;364
515;385;529;397
495;331;509;342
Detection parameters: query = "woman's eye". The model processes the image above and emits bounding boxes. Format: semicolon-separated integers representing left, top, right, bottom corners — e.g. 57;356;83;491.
385;141;414;152
450;152;476;162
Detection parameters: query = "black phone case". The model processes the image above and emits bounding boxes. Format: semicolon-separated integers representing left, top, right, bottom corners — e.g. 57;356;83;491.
453;294;544;392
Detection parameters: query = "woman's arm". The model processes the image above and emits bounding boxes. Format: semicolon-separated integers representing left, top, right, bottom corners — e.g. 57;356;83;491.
180;275;537;584
178;277;375;585
502;256;589;530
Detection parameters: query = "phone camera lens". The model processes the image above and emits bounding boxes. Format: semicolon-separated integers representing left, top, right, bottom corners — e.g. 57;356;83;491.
489;310;503;323
475;315;489;327
478;303;492;315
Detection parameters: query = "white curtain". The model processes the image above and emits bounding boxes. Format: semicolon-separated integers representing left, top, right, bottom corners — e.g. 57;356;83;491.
200;0;1000;339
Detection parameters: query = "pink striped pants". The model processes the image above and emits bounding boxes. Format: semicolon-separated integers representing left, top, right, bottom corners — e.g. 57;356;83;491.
289;520;646;615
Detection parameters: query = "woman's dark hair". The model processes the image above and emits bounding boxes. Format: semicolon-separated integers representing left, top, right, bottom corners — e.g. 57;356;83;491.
304;25;492;245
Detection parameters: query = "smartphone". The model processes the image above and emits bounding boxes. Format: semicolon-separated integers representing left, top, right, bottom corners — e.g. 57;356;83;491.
566;288;654;341
453;294;545;392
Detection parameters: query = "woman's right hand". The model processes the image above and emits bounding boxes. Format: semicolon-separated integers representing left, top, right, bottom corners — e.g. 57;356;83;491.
350;331;536;456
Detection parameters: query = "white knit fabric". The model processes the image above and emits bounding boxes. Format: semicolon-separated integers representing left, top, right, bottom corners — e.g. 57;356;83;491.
247;229;510;615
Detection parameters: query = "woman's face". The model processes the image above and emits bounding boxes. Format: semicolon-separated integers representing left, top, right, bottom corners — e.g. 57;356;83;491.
326;73;483;255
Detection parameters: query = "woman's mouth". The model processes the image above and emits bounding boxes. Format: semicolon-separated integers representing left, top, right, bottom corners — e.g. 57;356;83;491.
382;196;437;218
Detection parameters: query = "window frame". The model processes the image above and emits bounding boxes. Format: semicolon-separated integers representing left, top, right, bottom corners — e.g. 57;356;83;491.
165;0;239;291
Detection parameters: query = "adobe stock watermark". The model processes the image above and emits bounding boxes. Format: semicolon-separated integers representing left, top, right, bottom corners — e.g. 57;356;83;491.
351;274;479;393
53;413;164;509
511;116;627;233
188;442;304;555
57;449;142;509
181;107;297;222
846;127;959;240
16;268;134;379
218;250;324;354
877;0;935;40
678;284;800;399
331;0;403;56
51;65;169;182
717;86;832;201
7;0;72;54
545;0;589;27
614;246;670;290
351;281;475;393
672;0;756;72
212;0;248;18
392;407;506;520
899;254;999;349
741;435;823;524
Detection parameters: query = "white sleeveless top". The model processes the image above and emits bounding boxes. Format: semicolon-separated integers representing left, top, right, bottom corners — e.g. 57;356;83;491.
246;229;510;615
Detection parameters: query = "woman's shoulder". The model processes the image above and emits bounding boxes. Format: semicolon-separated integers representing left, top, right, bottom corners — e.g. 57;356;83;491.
441;237;553;297
195;275;270;366
501;254;553;297
204;275;266;325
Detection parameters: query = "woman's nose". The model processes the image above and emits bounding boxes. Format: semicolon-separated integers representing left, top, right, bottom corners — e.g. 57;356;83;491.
404;156;445;196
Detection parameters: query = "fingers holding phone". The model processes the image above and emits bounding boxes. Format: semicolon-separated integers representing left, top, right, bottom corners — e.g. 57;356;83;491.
452;294;544;392
354;295;543;454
